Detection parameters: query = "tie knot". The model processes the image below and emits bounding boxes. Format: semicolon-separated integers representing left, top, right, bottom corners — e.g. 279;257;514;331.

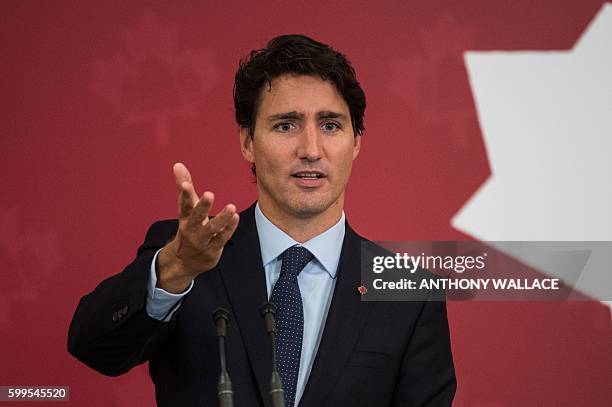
280;246;314;276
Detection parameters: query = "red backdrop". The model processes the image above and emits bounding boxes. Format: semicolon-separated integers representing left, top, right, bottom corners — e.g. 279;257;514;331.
1;1;610;406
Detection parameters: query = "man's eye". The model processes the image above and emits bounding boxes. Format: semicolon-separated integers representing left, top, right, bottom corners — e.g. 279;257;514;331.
322;122;341;132
274;122;295;132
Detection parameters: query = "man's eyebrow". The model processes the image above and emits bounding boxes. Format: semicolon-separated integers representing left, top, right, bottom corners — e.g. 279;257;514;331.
267;111;304;121
266;111;349;122
316;111;348;120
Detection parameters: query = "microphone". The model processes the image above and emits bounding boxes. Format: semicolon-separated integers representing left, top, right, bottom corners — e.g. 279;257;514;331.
260;302;286;407
213;308;234;407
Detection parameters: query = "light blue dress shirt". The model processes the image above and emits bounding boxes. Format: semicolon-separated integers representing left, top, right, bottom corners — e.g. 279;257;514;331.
146;202;345;405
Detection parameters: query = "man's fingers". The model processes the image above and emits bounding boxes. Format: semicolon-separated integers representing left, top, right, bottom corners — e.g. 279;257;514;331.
174;163;198;204
178;181;199;219
205;204;238;234
174;163;199;218
209;213;240;249
187;191;215;228
173;162;193;188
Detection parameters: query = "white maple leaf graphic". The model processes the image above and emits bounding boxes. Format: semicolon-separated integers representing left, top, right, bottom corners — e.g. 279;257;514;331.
91;11;219;145
454;3;612;308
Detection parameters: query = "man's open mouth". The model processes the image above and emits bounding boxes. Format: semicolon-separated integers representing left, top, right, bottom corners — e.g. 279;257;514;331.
291;171;325;180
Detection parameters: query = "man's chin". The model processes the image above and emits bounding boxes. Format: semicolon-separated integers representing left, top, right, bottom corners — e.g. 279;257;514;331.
290;206;327;219
285;199;338;219
258;188;341;220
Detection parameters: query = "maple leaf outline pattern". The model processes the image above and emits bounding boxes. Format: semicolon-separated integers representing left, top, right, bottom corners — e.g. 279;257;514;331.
0;206;62;330
91;11;219;145
389;14;477;147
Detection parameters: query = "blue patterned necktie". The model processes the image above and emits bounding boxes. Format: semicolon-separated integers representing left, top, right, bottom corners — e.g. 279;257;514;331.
270;245;314;407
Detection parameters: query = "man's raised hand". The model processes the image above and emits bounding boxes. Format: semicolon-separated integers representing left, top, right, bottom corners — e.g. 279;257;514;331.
156;163;239;293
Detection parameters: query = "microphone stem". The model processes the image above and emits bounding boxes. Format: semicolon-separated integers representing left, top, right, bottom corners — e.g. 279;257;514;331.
270;332;278;371
260;302;285;407
213;308;234;407
219;336;227;373
268;330;285;407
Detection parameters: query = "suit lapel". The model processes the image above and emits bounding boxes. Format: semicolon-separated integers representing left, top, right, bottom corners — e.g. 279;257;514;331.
217;204;273;407
299;223;374;406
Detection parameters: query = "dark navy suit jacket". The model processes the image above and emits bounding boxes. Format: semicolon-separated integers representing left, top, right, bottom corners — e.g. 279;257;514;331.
68;204;456;406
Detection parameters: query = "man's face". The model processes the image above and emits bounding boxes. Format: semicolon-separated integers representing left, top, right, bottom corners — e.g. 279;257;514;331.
240;74;361;221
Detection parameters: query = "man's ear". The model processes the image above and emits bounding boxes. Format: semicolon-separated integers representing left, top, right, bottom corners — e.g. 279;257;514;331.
239;127;255;163
352;134;361;160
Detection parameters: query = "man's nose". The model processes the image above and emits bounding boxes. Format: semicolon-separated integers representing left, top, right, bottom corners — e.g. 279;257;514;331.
297;124;322;161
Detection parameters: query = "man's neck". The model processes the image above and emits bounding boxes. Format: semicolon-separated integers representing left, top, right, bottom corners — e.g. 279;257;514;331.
257;199;344;243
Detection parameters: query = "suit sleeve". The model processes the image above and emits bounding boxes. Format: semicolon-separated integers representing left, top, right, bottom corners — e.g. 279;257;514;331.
391;295;457;407
67;220;179;376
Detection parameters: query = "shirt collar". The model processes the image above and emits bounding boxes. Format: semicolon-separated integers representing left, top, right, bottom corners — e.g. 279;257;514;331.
254;201;345;278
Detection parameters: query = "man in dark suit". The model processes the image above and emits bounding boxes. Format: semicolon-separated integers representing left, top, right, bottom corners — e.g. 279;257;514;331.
68;34;455;406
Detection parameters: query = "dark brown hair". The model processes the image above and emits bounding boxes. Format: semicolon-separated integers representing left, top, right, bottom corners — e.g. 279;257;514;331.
233;34;366;137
